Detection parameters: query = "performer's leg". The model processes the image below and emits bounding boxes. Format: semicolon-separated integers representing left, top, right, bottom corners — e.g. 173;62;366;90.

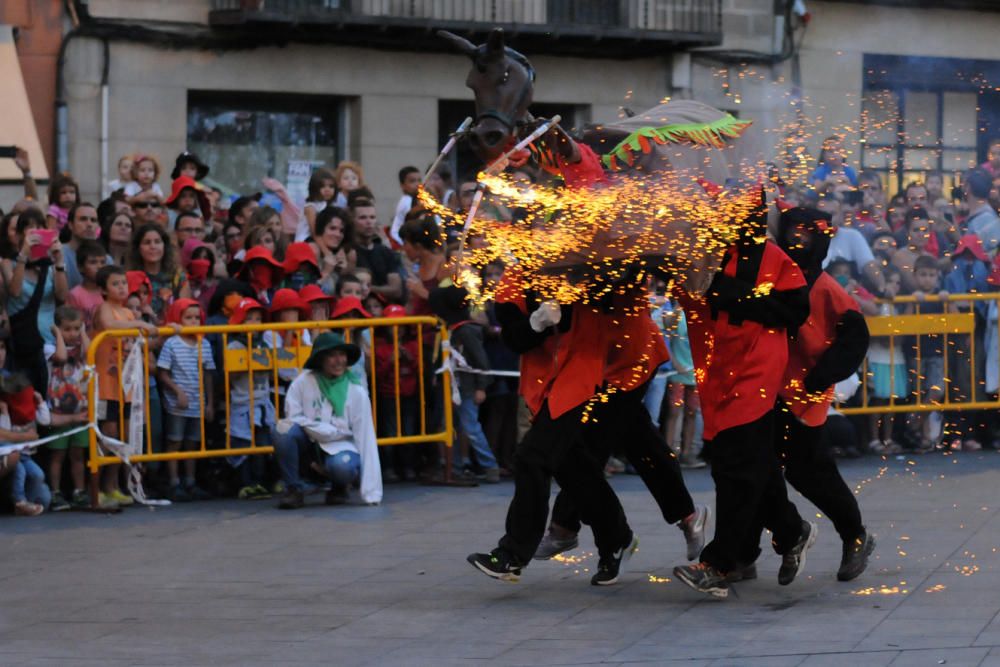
549;489;583;534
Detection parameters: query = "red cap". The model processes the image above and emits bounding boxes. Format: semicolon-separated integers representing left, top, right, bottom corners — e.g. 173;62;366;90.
229;297;266;325
238;246;285;280
164;176;211;219
954;234;989;263
331;296;371;319
282;242;320;275
269;288;311;319
299;284;336;305
125;271;152;304
166;298;203;325
383;304;407;318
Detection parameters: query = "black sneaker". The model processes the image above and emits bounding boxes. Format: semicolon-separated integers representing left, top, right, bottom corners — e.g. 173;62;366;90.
673;562;729;598
185;484;212;501
533;531;580;560
778;521;818;585
467;549;523;582
325;489;348;506
167;483;192;503
591;533;639;586
837;531;876;582
50;491;71;512
277;489;305;510
724;563;758;583
679;505;710;561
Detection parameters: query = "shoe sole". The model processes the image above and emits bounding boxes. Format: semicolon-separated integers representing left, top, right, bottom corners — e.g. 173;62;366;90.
533;538;580;561
685;506;710;561
673;566;729;599
781;521;818;586
468;556;521;583
593;535;639;586
837;534;877;582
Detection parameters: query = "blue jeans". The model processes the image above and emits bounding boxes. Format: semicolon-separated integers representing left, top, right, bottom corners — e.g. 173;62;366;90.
453;397;498;469
11;455;51;508
643;373;668;428
275;424;360;493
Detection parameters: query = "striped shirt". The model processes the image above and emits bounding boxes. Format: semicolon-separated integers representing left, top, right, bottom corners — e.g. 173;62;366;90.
157;336;215;417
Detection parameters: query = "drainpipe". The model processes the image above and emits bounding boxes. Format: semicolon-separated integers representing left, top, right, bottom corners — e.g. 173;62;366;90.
99;38;110;198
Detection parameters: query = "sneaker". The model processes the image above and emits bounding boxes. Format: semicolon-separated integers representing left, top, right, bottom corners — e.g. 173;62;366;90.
680;454;707;469
109;489;134;506
467;549;524;582
604;456;626;475
591;532;639;586
250;484;271;500
533;531;580;560
724;563;758;583
238;485;255;500
778;521;818;586
278;489;304;510
185;484;212;501
14;500;44;517
97;492;121;510
50;491;71;512
963;439;983;452
679;505;710;561
70;489;90;510
166;484;192;503
837;531;876;582
673;562;729;599
325;488;348;505
482;467;501;484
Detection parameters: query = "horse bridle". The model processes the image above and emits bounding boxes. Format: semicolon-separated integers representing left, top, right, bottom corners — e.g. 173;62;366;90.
474;48;536;134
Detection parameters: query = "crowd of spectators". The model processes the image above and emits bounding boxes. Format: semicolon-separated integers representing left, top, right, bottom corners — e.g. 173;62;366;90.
3;132;1000;517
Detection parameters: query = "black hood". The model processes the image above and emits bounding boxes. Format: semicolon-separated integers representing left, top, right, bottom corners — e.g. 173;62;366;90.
777;206;834;285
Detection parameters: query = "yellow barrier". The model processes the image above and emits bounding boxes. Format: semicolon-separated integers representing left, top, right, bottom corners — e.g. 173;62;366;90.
837;292;999;415
86;316;454;497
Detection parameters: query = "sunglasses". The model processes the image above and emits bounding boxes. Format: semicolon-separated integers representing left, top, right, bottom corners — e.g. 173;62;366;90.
134;202;163;210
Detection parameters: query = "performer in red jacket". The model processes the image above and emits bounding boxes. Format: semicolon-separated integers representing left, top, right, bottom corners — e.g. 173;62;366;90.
672;199;816;599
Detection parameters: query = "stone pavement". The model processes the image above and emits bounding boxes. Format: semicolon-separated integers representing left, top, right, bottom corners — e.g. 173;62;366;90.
4;452;1000;666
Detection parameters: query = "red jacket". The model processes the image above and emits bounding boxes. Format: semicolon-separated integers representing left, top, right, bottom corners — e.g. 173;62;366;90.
677;241;807;440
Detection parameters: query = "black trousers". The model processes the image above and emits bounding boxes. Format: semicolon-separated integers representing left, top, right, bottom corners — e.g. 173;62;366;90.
498;400;631;565
700;409;803;573
771;399;864;544
550;385;696;533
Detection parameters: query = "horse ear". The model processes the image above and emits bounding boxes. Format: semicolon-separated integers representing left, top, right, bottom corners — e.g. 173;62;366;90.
437;30;477;57
485;28;505;60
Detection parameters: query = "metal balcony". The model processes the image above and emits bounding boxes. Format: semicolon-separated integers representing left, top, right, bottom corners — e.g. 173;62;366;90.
209;0;723;58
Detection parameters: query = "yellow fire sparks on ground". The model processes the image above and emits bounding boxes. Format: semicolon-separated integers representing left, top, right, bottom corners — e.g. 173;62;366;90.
925;584;946;593
852;583;909;596
648;575;672;584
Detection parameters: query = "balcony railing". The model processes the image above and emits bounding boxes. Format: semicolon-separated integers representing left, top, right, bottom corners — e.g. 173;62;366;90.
209;0;723;56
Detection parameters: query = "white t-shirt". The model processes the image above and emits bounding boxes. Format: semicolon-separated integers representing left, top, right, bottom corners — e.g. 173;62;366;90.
123;181;164;199
299;201;328;242
822;226;874;274
390;194;413;245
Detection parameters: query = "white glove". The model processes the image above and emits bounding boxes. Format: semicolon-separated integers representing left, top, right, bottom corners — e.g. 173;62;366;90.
529;301;562;333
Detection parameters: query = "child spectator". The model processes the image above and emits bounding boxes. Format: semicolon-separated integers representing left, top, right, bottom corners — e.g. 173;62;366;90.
871;232;898;272
227;297;274;500
107;154;134;194
663;303;703;469
390;166;421;246
374;304;419;482
354;266;373;300
860;264;906;454
333;160;366;208
0;331;49;516
428;285;499;483
44;306;91;511
95;265;158;507
281;242;323;292
477;260;519;475
299;284;336;340
364;293;385;319
301;167;336;241
165;177;211;230
336;273;364;301
892;207;935;292
181;239;219;315
157;299;215;502
170;151;210;182
906;255;948;452
330;295;372;391
237;246;284;307
265;289;313;386
67;240;108;333
46;172;80;230
246;206;287;261
124;155;165;206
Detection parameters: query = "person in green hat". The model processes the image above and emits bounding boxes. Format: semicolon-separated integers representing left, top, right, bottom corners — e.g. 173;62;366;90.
274;332;382;509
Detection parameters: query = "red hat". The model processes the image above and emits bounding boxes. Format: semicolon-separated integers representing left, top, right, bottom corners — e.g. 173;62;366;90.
269;288;311;318
299;284;336;306
282;242;320;275
166;298;204;325
331;296;372;319
229;297;266;325
954;234;989;263
126;271;152;304
238;246;285;280
165;176;211;219
383;304;407;318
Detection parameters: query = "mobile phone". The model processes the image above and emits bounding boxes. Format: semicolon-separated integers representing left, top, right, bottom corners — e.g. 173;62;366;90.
0;146;17;159
29;229;57;261
842;189;863;206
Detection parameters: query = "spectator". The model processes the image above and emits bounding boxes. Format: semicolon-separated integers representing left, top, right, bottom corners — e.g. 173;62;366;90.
892;207;935;293
240;224;278;262
265;289;313;387
157;299;215;502
330;295;371;392
0;332;49;516
124;155;164;207
44;306;90;511
821;194;885;296
810;136;858;188
390;166;421;246
170;151;210;182
663;304;703;469
100;207;133;266
108;154;134;194
281;242;323;293
907;255;949;451
61;202;104;289
174;212;207;250
980;137;1000;177
861;264;906;454
333;160;366;209
871;232;898;271
4;207;69;393
309;207;357;291
181;239;219;315
46;172;80;230
66;240;108;333
373;304;419;482
274;332;382;509
963;168;1000;253
299;284;335;340
237;246;283;307
165;176;210;229
352;197;403;301
133;196;165;227
302;168;336;242
354;267;373;301
246;206;286;261
228;194;260;231
128;223;190;323
424;165;456;210
0;210;21;261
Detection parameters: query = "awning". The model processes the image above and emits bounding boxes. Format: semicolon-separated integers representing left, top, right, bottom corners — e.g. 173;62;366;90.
0;25;48;182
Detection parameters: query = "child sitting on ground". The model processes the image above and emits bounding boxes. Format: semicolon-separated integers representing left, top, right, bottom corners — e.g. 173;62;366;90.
157;299;215;502
45;306;91;511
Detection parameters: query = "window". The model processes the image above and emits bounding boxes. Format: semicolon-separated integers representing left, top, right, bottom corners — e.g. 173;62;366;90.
187;92;347;197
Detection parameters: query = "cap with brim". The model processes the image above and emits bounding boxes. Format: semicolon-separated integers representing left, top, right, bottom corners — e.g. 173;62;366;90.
304;332;361;369
331;296;372;319
165;176;212;220
237;246;285;281
171;151;210;181
269;288;311;319
299;284;336;305
229;297;266;325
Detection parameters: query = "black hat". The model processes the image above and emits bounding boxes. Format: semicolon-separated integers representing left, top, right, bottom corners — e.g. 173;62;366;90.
171;151;210;181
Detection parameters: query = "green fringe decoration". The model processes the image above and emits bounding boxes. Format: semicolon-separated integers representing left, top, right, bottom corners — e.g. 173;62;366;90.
601;114;753;170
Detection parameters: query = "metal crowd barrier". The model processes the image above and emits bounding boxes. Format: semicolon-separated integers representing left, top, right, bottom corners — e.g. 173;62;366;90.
86;316;454;499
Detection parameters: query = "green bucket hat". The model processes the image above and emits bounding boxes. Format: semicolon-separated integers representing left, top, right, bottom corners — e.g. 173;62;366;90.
304;332;361;370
